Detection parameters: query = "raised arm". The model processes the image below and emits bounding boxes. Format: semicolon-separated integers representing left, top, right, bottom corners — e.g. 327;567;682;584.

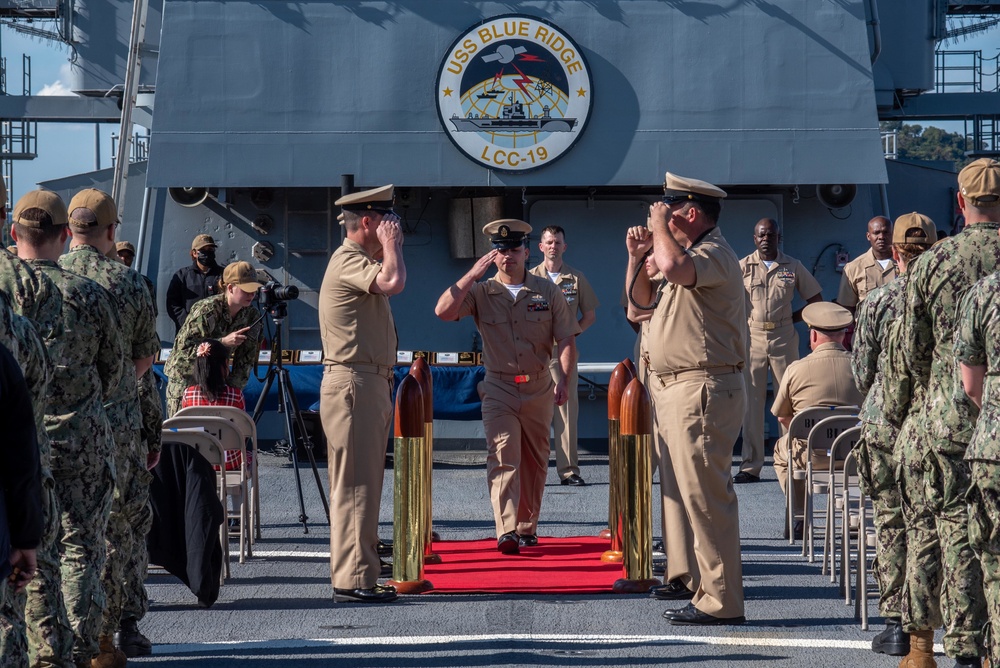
435;250;497;321
371;215;406;296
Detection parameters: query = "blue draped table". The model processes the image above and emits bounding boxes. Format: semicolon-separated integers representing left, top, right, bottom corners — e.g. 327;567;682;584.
153;364;486;420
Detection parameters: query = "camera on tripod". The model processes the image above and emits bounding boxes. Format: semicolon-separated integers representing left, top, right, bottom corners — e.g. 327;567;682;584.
259;280;299;307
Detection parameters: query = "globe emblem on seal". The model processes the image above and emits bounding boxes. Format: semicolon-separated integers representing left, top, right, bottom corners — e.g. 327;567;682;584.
437;15;593;173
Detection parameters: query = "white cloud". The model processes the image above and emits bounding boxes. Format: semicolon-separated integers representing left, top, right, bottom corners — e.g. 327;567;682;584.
38;80;72;96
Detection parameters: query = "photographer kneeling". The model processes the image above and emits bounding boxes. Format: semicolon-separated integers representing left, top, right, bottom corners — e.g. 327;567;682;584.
163;261;264;417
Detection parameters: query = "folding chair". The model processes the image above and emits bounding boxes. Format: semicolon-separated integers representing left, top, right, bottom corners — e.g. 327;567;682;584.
174;406;261;542
160;427;230;582
784;405;859;545
825;425;861;587
803;415;860;563
164;416;252;563
845;448;878;630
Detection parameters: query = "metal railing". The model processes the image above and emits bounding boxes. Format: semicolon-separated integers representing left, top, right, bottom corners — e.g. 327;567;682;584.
935;49;1000;93
881;130;897;159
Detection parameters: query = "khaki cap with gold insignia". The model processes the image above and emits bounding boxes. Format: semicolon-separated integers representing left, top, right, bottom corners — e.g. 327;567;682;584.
191;234;217;251
802;302;853;332
959;158;1000;208
663;172;728;203
68;188;118;228
222;261;264;292
893;212;936;244
335;184;395;213
483;218;531;249
116;240;136;254
12;190;68;228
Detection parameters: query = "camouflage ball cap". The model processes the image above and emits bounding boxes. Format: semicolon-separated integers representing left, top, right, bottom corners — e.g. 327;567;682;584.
191;234;217;251
222;261;264;292
959;158;1000;208
12;189;68;228
802;302;853;332
893;212;937;244
68;188;118;228
483;218;532;249
116;240;136;255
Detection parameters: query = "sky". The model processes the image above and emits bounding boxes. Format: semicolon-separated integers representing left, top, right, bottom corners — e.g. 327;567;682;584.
0;15;997;203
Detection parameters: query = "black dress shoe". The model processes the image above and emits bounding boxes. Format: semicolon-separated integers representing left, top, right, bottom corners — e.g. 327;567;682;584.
376;540;393;557
380;559;392;578
871;617;909;656
650;578;694;601
497;531;520;554
783;520;804;540
333;584;398;603
517;533;538;547
560;474;586;486
733;471;761;484
664;602;745;626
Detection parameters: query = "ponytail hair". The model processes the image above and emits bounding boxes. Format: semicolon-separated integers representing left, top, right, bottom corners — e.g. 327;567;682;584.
192;338;230;402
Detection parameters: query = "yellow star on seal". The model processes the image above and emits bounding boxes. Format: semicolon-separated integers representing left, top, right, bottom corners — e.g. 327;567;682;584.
442;87;453;97
576;87;587;97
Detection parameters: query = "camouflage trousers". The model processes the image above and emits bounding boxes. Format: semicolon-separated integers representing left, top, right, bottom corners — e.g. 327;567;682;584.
30;457;115;664
855;421;904;620
100;430;153;635
164;377;187;419
0;483;74;668
899;428;986;657
968;462;1000;666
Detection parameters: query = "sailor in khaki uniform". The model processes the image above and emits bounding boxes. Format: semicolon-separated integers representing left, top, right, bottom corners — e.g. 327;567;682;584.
626;172;747;626
737;218;822;483
836;216;897;311
319;184;405;604
435;219;579;554
529;225;599;486
771;302;863;526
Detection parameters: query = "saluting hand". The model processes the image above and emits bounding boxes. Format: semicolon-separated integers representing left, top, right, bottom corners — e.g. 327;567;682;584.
625;226;653;258
648;202;671;230
221;326;252;348
377;214;403;248
468;249;499;281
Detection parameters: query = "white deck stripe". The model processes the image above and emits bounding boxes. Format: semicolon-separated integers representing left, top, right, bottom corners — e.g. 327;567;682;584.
154;633;946;654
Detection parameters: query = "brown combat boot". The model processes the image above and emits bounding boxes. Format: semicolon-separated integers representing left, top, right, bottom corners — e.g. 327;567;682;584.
91;634;127;668
897;629;936;668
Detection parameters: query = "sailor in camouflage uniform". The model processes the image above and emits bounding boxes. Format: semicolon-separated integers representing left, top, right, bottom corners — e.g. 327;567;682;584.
9;189;125;667
888;159;1000;668
60;189;159;662
851;213;936;659
954;160;1000;668
163;260;263;417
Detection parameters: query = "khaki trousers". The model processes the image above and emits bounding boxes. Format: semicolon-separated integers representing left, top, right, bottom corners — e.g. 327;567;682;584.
773;434;809;517
321;366;392;590
481;374;554;537
649;370;745;618
741;325;798;476
548;357;580;480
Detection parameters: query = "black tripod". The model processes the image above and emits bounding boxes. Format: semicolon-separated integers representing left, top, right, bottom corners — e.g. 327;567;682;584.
252;303;330;533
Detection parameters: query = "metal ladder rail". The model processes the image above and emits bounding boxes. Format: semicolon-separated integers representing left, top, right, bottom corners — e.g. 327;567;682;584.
111;0;149;214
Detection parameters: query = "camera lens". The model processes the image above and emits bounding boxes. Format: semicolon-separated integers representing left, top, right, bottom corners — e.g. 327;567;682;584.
274;284;299;301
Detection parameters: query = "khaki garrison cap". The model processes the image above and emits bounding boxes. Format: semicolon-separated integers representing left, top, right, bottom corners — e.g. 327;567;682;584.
335;184;395;212
663;172;728;203
68;188;118;228
192;234;217;251
5;245;15;256
959;158;1000;208
222;261;264;293
802;302;853;332
893;213;936;244
116;240;136;255
12;190;68;228
483;218;531;249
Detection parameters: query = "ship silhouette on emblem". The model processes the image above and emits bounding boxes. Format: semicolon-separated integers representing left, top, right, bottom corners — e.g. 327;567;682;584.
476;88;503;100
451;93;577;132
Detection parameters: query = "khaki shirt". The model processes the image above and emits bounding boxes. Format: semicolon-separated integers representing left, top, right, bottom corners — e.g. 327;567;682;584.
771;342;863;418
528;261;600;319
646;227;746;374
740;250;822;332
319;238;397;368
836;249;897;308
458;272;580;375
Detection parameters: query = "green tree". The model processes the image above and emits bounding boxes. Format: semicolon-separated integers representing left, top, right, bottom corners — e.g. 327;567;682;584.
880;121;975;170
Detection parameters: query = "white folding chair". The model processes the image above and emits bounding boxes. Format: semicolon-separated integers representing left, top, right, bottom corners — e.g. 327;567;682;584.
164;416;252;563
803;415;860;563
174;406;261;542
160;427;230;582
784;406;859;545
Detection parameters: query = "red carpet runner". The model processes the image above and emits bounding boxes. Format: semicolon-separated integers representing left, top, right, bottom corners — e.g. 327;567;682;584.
422;536;625;594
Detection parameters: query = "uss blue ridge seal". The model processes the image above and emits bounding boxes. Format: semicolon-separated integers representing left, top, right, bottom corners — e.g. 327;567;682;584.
436;14;594;173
